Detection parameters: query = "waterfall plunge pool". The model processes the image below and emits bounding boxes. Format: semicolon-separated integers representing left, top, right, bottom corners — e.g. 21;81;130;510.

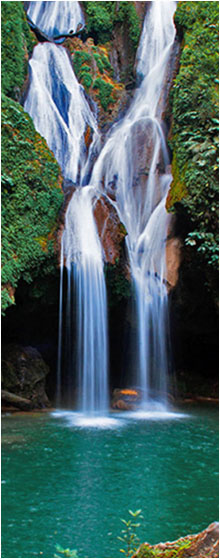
1;405;218;558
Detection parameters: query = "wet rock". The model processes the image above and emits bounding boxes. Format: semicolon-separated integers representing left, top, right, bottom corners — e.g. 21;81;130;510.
166;237;182;290
112;388;141;410
133;522;219;558
1;390;33;411
94;195;126;264
1;345;50;409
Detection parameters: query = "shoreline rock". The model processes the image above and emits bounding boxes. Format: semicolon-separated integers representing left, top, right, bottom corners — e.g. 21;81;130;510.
1;345;51;410
133;522;219;558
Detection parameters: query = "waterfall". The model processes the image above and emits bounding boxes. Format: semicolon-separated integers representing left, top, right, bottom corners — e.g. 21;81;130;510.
27;1;84;39
24;1;108;414
24;0;177;413
64;188;109;413
90;1;177;407
24;41;99;184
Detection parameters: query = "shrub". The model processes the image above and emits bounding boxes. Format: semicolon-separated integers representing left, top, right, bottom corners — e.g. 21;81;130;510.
1;95;63;312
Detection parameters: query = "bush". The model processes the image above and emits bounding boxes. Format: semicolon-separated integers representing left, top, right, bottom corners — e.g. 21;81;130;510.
1;95;63;312
84;1;141;48
1;1;36;99
169;1;219;296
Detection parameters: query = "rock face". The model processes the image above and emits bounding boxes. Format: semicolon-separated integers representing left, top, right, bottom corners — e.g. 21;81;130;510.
1;345;50;410
94;195;126;264
133;522;219;558
166;237;182;291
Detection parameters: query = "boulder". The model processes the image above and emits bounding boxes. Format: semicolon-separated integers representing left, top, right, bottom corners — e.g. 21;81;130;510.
112;388;141;410
133;522;219;558
1;390;33;411
1;345;50;410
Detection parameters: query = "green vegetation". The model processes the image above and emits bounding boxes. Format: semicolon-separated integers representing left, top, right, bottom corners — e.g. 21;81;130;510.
93;77;114;111
69;41;124;119
118;509;143;557
73;51;92;76
1;95;63;313
83;1;141;48
93;52;113;75
1;1;36;99
169;1;219;294
135;538;192;558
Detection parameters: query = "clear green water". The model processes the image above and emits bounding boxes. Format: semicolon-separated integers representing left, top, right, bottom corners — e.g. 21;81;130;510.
1;406;219;558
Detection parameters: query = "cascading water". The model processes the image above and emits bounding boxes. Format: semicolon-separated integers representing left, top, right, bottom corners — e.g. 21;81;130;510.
27;1;83;39
24;41;99;184
90;1;177;408
24;1;108;415
24;0;177;414
63;188;109;413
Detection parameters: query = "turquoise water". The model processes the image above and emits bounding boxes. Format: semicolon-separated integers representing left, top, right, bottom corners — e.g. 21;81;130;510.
1;405;218;558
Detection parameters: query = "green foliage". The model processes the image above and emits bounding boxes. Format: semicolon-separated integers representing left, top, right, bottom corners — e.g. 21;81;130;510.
73;51;92;76
84;1;141;48
93;52;113;75
54;544;78;558
118;509;143;557
169;1;219;294
84;1;115;43
72;47;114;99
93;78;114;111
1;1;36;99
116;2;141;49
1;94;63;313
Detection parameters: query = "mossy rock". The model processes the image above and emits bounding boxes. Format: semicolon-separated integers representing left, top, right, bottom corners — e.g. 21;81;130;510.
65;37;126;127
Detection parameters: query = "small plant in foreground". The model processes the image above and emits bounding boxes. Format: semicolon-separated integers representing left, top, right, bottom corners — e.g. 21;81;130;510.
54;544;78;558
118;509;143;557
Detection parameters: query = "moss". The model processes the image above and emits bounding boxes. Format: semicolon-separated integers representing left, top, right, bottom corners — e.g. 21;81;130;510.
1;94;64;313
166;152;187;209
135;538;192;558
1;1;36;100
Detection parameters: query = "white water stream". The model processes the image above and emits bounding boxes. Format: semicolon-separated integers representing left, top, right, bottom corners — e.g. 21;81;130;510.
24;1;177;413
91;1;177;406
27;1;83;38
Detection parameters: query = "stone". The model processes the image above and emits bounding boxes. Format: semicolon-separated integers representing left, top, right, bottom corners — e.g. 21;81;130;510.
133;522;219;558
1;390;33;411
94;195;126;264
165;237;182;290
1;345;50;410
112;399;133;411
111;388;141;410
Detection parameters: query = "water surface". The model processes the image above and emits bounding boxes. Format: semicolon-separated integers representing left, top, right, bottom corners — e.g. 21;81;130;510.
1;405;218;558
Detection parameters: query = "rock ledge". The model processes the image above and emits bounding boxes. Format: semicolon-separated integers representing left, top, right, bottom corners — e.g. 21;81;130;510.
133;522;219;558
